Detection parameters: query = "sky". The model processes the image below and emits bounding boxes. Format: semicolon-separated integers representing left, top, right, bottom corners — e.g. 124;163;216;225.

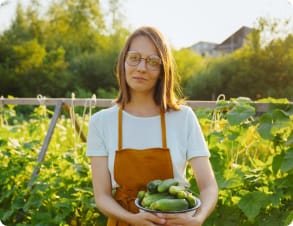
0;0;293;49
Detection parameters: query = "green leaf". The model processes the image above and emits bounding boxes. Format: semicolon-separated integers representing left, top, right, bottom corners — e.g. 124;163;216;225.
2;209;14;220
227;104;255;125
238;191;271;219
215;100;233;110
286;131;293;146
221;177;243;189
273;108;291;118
270;190;283;207
284;210;293;226
272;152;284;175
257;113;273;140
281;148;293;172
268;102;293;112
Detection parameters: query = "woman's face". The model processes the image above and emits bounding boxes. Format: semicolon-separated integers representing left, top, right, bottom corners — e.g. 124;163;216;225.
125;36;161;96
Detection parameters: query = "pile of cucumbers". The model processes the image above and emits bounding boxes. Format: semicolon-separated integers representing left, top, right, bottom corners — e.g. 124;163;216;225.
136;178;198;212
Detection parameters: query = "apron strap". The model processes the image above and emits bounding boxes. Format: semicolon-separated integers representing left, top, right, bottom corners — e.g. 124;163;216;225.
160;111;167;148
118;106;167;150
118;106;123;150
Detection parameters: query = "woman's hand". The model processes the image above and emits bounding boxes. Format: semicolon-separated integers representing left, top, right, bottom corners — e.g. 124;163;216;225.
157;213;204;226
128;211;167;226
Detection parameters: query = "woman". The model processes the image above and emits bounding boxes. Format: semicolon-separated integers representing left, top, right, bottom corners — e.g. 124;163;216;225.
86;26;218;226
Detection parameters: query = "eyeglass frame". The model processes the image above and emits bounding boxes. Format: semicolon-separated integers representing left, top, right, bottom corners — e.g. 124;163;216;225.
125;50;162;71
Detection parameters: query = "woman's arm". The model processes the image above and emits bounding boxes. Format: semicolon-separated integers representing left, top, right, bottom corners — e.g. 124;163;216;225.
189;156;218;224
90;156;166;226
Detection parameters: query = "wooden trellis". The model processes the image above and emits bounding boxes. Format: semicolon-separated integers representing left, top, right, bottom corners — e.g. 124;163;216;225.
0;97;276;111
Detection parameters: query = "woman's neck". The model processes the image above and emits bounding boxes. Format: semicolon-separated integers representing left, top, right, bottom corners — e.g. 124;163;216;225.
124;94;160;117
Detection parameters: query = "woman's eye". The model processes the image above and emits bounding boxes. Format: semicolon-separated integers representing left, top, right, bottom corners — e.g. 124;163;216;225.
148;60;157;65
148;58;160;66
129;55;140;61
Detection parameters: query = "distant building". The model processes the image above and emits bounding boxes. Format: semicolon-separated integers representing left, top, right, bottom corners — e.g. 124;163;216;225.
190;41;218;57
189;26;253;56
215;26;253;54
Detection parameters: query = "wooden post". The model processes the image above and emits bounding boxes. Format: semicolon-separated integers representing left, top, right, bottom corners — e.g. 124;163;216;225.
63;104;87;143
27;101;63;189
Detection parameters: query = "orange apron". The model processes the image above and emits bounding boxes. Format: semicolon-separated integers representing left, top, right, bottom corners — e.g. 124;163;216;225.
107;107;174;226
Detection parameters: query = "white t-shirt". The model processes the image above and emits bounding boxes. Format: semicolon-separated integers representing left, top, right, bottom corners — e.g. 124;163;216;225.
86;104;210;188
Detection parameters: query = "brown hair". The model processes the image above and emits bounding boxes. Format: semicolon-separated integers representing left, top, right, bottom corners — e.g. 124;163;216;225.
115;26;185;111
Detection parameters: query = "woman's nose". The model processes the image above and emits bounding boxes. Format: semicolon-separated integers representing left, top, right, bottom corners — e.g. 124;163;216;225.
137;58;147;71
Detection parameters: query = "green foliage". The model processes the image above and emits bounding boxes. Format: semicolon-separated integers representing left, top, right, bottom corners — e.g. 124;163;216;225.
173;48;204;86
69;51;117;94
191;97;293;226
0;0;128;98
184;18;293;100
0;104;107;225
0;98;292;225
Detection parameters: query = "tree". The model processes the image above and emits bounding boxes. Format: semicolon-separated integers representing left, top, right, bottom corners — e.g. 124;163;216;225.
173;48;204;87
0;0;130;97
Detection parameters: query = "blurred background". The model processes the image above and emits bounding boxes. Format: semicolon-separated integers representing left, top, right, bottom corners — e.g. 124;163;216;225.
0;0;292;100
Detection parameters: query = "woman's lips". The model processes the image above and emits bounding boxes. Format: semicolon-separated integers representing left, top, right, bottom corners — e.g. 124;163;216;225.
133;76;147;82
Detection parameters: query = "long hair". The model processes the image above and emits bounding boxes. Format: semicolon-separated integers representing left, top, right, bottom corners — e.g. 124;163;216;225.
115;26;185;111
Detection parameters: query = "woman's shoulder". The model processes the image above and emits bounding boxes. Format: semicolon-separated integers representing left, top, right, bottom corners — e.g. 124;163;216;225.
179;104;193;112
90;104;119;121
165;105;195;122
168;104;193;115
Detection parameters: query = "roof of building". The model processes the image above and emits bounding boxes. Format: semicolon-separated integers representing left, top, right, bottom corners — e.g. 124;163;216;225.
218;26;253;46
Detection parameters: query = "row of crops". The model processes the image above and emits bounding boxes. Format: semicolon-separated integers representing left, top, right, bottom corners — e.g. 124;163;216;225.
0;97;292;225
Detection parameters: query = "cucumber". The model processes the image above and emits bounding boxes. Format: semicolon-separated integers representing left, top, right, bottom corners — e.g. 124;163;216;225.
186;193;197;208
147;179;162;193
150;198;189;211
141;192;174;207
177;190;188;199
137;190;146;201
169;185;186;195
157;178;179;193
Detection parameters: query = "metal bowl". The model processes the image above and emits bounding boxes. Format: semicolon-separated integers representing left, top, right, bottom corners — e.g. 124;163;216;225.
134;197;201;216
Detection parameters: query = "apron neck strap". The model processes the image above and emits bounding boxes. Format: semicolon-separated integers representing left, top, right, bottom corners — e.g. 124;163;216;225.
118;106;167;150
118;106;123;150
160;111;167;148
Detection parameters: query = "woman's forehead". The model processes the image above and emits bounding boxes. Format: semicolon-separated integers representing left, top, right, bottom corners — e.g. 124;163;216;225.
128;36;158;55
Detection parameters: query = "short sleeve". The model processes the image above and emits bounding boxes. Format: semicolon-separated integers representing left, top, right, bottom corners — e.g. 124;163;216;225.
186;107;210;159
86;111;108;156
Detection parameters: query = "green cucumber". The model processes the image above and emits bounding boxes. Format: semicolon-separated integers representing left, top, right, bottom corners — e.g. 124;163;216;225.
169;185;186;195
137;190;146;201
150;198;189;211
147;179;162;193
157;178;179;193
177;190;188;199
186;193;197;208
141;192;174;207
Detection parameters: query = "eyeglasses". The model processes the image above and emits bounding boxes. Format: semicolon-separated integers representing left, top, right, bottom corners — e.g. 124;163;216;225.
125;51;162;71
